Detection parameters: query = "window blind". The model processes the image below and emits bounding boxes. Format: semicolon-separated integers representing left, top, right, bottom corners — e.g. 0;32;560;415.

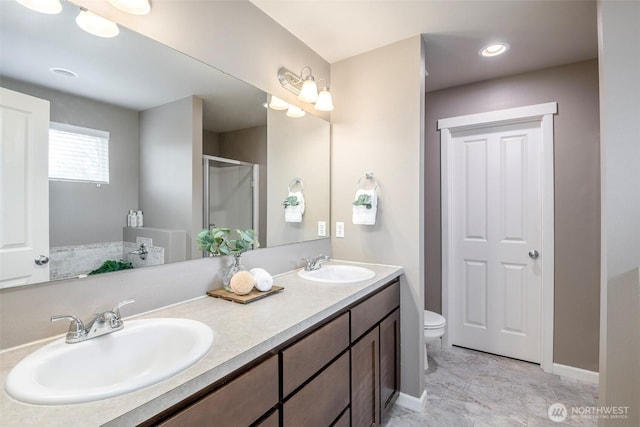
49;122;110;184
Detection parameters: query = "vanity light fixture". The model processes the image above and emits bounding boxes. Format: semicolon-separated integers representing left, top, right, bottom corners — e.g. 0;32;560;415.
76;8;120;38
107;0;151;15
278;66;334;111
15;0;62;14
479;42;510;57
286;105;306;118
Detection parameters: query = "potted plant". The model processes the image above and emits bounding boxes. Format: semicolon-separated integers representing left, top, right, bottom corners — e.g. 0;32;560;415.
197;227;259;291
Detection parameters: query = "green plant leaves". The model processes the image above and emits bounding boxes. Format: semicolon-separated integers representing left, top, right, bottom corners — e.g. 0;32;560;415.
196;227;259;256
88;259;134;275
353;194;373;209
282;195;300;208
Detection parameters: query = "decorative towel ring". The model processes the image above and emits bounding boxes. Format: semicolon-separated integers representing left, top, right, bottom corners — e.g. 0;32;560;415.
288;177;304;192
357;172;378;191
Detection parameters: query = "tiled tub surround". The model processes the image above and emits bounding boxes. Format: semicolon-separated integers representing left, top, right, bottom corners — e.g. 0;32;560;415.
50;240;165;280
0;261;402;427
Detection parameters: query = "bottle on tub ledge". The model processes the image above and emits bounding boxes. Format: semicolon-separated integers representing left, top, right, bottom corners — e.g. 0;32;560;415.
136;210;143;227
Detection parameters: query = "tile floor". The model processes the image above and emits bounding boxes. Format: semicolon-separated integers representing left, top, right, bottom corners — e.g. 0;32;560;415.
385;345;599;426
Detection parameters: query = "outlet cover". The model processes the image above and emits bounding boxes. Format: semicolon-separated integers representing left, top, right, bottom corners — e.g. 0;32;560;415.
336;221;345;238
318;221;327;237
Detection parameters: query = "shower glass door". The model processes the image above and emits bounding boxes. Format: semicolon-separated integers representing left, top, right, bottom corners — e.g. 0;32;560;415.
203;156;258;235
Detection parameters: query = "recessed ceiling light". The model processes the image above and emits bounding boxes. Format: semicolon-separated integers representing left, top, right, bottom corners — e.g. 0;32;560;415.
479;42;510;57
107;0;151;16
49;67;79;78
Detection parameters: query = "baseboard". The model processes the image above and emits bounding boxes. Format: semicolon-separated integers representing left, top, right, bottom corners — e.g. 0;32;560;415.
552;363;599;384
394;389;427;412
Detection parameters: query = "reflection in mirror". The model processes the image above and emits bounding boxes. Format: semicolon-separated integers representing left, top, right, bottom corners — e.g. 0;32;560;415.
0;1;330;287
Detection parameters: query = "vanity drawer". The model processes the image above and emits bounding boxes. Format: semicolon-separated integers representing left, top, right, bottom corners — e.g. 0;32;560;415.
282;312;349;397
351;279;400;341
157;355;278;427
283;351;350;427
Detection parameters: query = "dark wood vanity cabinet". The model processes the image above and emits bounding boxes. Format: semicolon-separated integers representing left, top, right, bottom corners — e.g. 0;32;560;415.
148;278;400;427
156;355;279;427
350;279;401;427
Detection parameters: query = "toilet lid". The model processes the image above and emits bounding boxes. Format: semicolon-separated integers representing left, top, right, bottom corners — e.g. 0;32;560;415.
424;310;446;328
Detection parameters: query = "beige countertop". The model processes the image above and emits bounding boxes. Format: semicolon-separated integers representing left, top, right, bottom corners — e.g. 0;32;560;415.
0;261;403;427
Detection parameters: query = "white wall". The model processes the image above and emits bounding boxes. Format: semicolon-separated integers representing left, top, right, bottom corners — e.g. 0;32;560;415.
598;0;640;425
331;36;426;399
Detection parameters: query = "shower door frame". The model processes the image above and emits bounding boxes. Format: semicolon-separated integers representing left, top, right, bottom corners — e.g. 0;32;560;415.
202;155;259;238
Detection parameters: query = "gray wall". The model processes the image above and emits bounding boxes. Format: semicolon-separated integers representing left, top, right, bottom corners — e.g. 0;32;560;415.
267;110;330;247
424;60;601;372
331;36;426;399
598;0;640;424
139;96;203;260
0;77;139;247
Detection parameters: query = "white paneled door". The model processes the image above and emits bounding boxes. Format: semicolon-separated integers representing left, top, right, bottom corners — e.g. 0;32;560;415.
0;88;50;288
450;121;542;363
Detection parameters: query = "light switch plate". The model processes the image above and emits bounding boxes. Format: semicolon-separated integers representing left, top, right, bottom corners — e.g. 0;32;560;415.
336;221;345;238
317;221;327;237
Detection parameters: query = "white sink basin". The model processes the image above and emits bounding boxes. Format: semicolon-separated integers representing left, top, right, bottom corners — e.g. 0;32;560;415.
5;318;213;405
298;265;376;284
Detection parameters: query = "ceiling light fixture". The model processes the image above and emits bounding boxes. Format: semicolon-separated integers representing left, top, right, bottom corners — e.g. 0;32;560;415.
278;66;334;111
76;9;120;38
107;0;151;15
479;42;510;57
15;0;62;14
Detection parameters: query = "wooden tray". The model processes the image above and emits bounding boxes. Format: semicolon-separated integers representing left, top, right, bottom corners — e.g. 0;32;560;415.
207;286;284;304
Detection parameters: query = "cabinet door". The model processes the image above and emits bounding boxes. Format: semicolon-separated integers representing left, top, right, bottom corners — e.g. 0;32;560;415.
351;327;380;427
157;356;278;427
380;309;400;420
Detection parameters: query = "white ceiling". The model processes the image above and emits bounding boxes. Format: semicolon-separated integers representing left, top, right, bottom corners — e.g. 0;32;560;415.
250;0;598;91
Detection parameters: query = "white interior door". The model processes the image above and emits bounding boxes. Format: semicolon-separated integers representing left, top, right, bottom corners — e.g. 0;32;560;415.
0;87;50;288
450;120;542;363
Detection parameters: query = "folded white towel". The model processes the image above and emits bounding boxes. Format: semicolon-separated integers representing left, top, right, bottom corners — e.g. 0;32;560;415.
250;268;273;292
352;189;377;225
285;191;305;223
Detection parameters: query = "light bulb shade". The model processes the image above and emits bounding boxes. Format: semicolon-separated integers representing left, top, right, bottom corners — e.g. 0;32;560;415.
16;0;62;14
76;10;120;38
107;0;151;15
268;95;289;111
286;105;306;118
314;89;334;112
299;78;318;103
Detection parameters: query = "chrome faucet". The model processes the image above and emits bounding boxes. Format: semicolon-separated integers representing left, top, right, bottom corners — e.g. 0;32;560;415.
51;299;135;344
129;243;148;260
302;255;330;271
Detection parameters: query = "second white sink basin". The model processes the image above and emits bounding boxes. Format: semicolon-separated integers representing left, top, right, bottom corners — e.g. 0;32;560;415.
298;265;376;284
5;318;213;405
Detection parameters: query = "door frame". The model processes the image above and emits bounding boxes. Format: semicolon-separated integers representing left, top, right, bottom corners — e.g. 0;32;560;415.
438;102;557;373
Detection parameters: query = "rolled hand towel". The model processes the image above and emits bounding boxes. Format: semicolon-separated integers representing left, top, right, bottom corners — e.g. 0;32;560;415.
230;271;255;295
250;268;274;292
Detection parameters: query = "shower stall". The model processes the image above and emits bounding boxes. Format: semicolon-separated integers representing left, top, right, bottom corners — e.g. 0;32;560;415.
203;155;259;235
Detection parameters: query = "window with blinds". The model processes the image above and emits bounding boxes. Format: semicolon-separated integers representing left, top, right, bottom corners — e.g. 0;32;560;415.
49;122;110;184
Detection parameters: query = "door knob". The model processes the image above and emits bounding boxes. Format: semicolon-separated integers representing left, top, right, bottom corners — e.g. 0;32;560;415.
34;255;50;265
528;249;539;259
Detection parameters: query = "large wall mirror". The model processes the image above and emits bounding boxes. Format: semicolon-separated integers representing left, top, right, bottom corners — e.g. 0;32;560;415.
0;1;330;286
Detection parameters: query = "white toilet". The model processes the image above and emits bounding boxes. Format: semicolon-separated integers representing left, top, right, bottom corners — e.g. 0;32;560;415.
423;310;446;370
